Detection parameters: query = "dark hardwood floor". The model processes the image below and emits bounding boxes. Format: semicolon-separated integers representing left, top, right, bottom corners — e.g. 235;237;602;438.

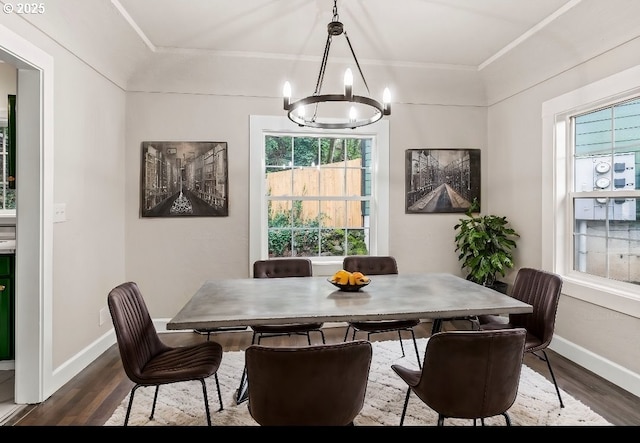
4;322;640;426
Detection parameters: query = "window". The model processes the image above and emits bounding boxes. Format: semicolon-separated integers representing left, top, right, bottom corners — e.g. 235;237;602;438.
250;116;389;269
572;99;640;284
543;65;640;317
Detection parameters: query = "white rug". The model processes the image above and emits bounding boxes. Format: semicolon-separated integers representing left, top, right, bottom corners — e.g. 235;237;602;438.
104;338;612;426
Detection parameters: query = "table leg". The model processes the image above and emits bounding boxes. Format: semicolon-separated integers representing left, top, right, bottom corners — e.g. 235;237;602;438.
235;366;249;404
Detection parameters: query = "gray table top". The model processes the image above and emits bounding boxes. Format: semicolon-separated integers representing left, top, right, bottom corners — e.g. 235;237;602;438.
167;273;532;330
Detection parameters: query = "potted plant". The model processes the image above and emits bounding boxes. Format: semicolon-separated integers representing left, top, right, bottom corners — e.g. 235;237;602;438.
453;198;520;292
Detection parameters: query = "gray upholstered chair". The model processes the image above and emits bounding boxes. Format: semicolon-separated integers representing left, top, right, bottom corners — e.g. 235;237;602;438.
342;255;421;368
476;267;565;407
392;328;527;426
250;258;325;345
245;340;372;425
107;281;224;426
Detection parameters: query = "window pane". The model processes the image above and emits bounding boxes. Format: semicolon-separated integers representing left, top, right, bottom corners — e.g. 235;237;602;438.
575;107;612;157
320;228;346;256
265;135;292;167
268;228;292;258
266;166;293;196
613;99;640;150
292;166;320;194
268;200;294;257
573;198;640;285
319;165;345;196
293;137;319;167
293;229;319;257
320;200;346;227
346;228;369;255
320;138;345;164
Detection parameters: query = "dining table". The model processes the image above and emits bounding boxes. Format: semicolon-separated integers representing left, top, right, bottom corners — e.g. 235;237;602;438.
167;272;533;403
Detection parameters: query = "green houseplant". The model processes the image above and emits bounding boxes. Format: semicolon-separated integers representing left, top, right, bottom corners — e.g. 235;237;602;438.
453;198;520;289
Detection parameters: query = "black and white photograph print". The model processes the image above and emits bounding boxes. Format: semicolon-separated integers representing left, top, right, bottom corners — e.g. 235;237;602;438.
140;141;228;217
405;148;481;213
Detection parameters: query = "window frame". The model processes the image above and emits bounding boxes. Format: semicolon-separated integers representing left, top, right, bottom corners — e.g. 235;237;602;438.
542;66;640;319
249;115;389;275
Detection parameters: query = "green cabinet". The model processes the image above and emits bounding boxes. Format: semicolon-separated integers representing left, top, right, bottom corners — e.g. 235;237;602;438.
0;255;14;360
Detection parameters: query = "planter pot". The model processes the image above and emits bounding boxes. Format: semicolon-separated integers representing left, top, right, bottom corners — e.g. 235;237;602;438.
488;281;508;294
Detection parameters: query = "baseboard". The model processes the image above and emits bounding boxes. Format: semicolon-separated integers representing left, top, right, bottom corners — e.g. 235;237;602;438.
549;334;640;398
0;360;14;370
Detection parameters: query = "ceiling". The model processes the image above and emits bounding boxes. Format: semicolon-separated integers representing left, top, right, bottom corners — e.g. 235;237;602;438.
114;0;576;70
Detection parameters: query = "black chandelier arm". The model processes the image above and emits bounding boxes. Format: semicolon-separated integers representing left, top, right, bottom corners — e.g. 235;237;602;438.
315;34;334;96
343;31;370;94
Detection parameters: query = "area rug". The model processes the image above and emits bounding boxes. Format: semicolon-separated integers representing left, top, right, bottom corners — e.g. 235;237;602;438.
104;338;612;426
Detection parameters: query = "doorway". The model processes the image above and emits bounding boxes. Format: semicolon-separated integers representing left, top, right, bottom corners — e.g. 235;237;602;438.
0;23;54;405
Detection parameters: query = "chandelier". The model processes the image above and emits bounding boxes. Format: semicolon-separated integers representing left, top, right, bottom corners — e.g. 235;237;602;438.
282;0;391;130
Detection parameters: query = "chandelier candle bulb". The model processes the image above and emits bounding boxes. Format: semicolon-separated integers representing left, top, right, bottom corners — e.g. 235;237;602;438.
383;88;391;114
282;81;291;109
344;68;353;99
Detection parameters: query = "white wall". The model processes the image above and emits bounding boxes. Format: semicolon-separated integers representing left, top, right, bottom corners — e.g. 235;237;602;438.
484;27;640;389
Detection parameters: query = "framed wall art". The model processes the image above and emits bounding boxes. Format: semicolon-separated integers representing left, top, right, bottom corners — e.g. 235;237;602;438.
405;148;481;214
140;141;228;217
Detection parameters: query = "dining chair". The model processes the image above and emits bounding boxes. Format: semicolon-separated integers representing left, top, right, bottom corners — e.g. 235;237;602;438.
392;328;527;426
476;267;565;408
250;258;326;345
245;340;373;425
107;281;224;426
342;255;422;368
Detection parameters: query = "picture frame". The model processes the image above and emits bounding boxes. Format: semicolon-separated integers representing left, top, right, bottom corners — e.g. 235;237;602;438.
140;141;228;217
405;148;480;213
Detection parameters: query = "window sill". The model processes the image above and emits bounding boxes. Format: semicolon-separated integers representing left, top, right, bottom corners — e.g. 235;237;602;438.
562;273;640;319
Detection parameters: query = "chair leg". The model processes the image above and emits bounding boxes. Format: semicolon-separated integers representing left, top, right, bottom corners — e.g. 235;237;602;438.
502;412;512;426
541;349;564;408
397;330;406;357
251;331;259;344
343;325;351;342
437;414;445;426
199;379;212;426
124;384;143;426
150;385;160;420
306;332;311;345
318;329;326;344
213;373;224;412
399;387;411;426
409;328;422;369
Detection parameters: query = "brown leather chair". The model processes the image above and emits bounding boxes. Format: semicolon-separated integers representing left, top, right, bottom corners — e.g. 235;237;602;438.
245;340;373;425
250;258;325;345
107;281;224;426
342;255;421;368
476;267;565;408
392;328;527;426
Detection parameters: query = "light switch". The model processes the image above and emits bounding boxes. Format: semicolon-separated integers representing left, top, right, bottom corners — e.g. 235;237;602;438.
53;203;66;223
